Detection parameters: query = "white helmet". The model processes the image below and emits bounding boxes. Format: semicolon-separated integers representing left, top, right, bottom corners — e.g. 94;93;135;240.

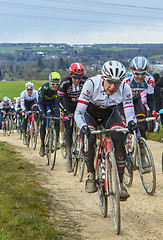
3;96;8;102
25;82;34;89
101;60;126;82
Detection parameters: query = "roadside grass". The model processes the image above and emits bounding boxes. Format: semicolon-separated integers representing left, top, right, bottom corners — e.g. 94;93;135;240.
0;141;58;240
0;80;48;101
147;127;163;142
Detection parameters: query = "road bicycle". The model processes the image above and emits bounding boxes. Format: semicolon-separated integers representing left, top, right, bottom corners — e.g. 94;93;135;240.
2;112;13;136
89;128;128;235
123;117;156;196
25;111;39;149
44;113;62;170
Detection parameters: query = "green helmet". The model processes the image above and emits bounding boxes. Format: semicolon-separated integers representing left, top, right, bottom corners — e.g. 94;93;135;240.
49;72;61;83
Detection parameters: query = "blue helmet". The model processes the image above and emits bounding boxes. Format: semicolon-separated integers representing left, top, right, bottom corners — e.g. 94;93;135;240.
130;56;149;70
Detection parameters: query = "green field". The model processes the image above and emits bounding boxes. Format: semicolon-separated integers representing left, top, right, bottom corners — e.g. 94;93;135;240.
0;46;63;54
0;80;48;101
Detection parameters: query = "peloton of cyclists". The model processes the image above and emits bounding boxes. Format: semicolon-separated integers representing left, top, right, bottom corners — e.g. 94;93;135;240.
57;63;88;173
20;82;38;145
38;72;61;157
74;60;138;200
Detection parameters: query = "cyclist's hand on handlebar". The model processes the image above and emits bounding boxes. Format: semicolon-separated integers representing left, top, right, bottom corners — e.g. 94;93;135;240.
80;125;91;138
153;111;160;122
128;120;139;133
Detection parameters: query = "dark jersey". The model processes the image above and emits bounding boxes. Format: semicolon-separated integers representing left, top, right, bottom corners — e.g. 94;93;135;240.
57;75;87;113
38;82;57;103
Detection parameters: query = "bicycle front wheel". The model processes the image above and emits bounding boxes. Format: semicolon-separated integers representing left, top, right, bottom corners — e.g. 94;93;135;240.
95;147;107;217
31;121;38;150
137;137;156;196
72;134;79;176
107;151;121;235
48;129;57;170
6;119;11;136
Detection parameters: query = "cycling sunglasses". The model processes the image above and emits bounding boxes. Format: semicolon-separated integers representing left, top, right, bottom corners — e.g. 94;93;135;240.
51;82;59;86
133;71;147;76
104;78;121;86
72;75;82;80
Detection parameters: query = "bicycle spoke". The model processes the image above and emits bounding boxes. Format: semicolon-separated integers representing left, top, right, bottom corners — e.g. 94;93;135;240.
108;151;121;235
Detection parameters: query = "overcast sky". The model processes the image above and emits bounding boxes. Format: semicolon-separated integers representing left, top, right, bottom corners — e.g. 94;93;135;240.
0;0;163;44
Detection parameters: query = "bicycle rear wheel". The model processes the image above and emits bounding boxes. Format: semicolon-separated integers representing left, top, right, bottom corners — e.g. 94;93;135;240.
107;151;121;235
31;121;38;150
48;129;57;170
137;137;156;196
123;154;133;188
96;147;107;217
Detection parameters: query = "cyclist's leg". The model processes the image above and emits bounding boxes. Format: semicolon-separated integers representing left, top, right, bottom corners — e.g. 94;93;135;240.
84;112;98;193
50;100;60;149
64;119;73;172
133;96;146;139
60;120;65;146
39;104;46;157
104;107;130;200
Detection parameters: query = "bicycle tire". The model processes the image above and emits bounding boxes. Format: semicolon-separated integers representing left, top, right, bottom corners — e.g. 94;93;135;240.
3;124;6;136
17;127;22;139
6;119;11;136
107;151;121;235
26;123;30;147
79;156;85;182
72;134;79;176
31;121;38;150
123;154;133;187
137;137;156;196
48;129;57;170
45;131;50;166
95;147;107;217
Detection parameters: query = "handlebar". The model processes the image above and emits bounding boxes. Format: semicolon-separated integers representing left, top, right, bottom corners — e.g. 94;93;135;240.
90;128;129;135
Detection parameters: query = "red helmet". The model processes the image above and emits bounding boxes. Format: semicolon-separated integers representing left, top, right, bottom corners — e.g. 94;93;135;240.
69;63;85;75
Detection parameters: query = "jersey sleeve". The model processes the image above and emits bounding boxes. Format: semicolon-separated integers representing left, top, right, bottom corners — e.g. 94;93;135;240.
146;76;155;94
20;91;25;112
74;79;94;129
122;83;137;125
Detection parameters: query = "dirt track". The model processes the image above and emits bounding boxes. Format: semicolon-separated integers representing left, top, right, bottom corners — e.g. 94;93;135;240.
0;131;163;240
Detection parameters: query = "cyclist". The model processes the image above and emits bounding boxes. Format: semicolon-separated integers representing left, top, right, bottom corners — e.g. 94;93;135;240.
20;82;38;145
15;96;22;129
57;63;88;173
123;56;160;172
74;60;138;200
0;96;14;128
38;72;61;157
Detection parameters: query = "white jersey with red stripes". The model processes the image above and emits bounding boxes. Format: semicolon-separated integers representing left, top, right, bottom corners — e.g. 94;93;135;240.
74;74;136;129
20;89;38;112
